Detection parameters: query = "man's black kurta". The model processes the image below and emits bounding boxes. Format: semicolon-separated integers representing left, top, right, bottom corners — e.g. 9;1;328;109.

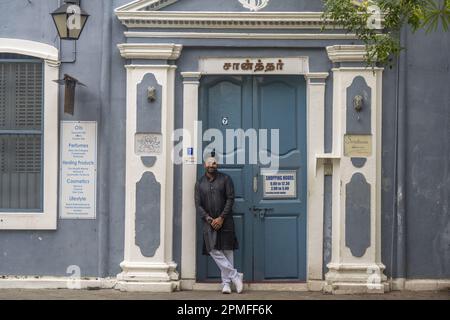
195;172;239;255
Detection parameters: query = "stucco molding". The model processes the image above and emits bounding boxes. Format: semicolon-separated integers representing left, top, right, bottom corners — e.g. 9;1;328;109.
179;58;328;285
0;38;60;65
0;38;59;230
119;62;179;292
326;45;368;63
125;31;358;40
324;65;386;294
115;11;336;30
115;0;179;12
117;43;183;60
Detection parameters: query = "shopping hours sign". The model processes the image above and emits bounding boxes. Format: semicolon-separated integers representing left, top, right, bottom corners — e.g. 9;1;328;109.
262;170;297;199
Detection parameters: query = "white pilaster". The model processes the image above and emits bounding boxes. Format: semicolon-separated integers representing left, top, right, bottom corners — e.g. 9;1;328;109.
116;43;182;292
324;45;388;294
180;72;201;281
305;72;329;281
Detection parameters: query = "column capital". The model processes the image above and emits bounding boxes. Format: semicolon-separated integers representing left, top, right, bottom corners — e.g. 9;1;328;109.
305;72;329;84
326;45;367;63
117;43;183;60
181;72;202;84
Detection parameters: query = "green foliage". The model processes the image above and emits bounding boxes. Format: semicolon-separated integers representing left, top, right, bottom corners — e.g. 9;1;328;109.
322;0;450;66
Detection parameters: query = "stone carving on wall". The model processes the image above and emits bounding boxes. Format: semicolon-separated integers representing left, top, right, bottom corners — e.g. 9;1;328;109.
135;133;162;155
238;0;270;11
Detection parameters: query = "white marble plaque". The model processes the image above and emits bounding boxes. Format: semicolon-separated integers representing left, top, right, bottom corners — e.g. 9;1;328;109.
135;133;162;155
60;121;97;219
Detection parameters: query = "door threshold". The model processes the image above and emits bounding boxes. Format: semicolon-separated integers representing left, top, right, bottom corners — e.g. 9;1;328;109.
183;281;310;292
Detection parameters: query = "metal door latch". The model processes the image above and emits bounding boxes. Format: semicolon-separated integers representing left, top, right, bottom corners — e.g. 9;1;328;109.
250;207;273;219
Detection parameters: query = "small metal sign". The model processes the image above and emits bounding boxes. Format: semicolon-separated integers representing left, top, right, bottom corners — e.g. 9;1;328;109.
184;147;197;165
262;170;297;199
344;134;372;157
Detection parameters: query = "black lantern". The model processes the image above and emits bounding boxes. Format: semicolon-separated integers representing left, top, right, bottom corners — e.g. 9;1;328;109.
51;0;89;40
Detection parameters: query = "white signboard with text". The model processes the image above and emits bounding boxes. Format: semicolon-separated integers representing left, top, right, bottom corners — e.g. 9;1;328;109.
262;170;297;199
60;121;97;219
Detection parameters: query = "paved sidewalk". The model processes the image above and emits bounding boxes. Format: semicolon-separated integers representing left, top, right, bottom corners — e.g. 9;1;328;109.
0;289;448;300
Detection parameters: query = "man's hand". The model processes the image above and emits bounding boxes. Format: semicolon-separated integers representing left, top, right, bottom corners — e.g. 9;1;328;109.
211;217;224;231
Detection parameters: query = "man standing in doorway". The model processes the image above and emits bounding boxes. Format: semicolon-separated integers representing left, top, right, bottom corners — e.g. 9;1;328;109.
195;156;243;294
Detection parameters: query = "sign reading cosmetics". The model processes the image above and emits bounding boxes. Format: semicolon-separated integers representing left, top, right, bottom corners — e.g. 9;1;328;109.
60;121;97;219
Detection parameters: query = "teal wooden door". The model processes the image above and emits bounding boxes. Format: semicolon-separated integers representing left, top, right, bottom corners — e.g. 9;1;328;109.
197;75;307;282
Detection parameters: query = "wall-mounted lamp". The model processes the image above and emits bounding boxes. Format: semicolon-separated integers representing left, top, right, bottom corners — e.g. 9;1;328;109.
51;0;90;40
147;87;157;103
353;95;364;112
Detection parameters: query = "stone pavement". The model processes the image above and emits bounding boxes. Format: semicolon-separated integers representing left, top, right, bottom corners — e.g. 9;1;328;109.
0;289;448;300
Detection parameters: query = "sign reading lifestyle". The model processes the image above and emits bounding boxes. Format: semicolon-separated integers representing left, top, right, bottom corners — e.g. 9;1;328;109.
60;121;97;219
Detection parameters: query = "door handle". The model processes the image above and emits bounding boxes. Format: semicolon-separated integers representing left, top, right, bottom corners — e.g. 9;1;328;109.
259;208;273;220
250;206;262;217
250;207;274;219
259;210;265;220
253;174;258;193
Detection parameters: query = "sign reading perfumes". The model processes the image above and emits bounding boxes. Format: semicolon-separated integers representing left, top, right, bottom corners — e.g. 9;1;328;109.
262;170;297;199
60;122;97;219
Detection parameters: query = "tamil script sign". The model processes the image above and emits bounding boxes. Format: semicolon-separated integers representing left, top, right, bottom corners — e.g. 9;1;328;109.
199;57;308;75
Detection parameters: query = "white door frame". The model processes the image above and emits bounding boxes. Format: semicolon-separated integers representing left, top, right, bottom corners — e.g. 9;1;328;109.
180;57;329;290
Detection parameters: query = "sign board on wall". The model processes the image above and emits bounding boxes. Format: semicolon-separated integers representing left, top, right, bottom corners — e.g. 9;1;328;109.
344;134;372;157
262;170;297;199
60;121;97;219
199;57;308;75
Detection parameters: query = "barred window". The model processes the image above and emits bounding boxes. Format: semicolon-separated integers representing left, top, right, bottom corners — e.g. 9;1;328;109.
0;56;43;211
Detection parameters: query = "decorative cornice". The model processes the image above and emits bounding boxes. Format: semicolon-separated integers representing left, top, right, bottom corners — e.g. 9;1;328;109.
326;45;368;63
115;11;337;30
115;0;179;12
125;31;358;40
117;43;183;60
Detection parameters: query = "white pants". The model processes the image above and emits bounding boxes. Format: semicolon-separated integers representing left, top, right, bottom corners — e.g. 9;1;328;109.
209;250;238;285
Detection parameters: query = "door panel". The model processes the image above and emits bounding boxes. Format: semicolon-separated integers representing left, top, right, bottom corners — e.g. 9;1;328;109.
263;216;299;279
258;80;299;156
197;76;254;282
197;75;307;282
252;76;307;282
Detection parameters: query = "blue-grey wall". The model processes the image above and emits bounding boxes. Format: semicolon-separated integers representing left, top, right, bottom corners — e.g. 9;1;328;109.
402;26;450;278
0;0;448;280
0;0;129;277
